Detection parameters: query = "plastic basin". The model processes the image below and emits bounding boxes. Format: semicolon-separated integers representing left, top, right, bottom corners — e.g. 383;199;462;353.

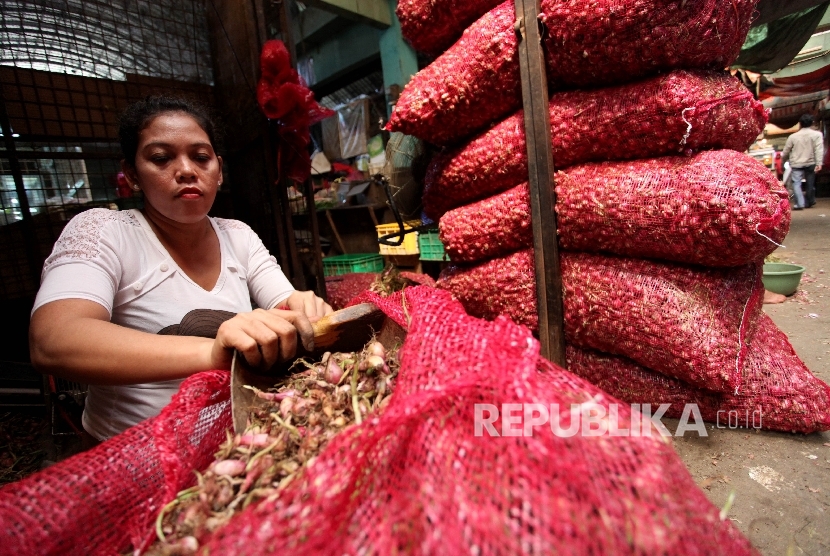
762;263;805;296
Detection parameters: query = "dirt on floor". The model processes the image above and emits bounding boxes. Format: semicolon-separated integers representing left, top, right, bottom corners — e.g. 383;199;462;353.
667;198;830;556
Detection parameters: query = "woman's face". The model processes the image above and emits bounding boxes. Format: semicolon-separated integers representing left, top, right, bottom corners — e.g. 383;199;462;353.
123;111;223;224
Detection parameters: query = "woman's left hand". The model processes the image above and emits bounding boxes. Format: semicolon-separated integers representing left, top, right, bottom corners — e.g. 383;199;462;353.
281;290;333;323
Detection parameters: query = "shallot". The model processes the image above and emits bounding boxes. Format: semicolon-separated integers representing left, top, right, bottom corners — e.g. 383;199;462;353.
210;459;246;477
147;340;401;554
368;341;386;359
324;357;343;384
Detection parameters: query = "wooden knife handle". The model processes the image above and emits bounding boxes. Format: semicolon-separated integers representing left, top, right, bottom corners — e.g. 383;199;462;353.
310;303;385;351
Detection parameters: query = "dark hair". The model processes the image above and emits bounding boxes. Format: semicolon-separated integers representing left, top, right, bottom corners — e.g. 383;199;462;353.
118;95;221;167
799;113;815;128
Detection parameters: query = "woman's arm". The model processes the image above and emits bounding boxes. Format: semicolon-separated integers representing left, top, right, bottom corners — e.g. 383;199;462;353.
30;298;316;384
31;299;213;384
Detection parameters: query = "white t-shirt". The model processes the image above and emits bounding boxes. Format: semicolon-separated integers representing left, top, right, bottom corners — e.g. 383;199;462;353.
33;208;295;440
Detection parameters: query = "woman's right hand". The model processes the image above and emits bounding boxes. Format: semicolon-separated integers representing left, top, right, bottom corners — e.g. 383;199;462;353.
210;308;315;371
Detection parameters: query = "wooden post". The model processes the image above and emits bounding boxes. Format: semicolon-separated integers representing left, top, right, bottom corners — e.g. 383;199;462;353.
513;0;566;366
304;178;327;298
270;123;307;290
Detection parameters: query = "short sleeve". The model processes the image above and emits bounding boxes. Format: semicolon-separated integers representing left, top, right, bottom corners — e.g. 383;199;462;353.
32;209;127;316
216;219;295;309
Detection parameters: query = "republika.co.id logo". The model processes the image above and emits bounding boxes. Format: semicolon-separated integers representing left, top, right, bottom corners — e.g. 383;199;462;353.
474;402;762;438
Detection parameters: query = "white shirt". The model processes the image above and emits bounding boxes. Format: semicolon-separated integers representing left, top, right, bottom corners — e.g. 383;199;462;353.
33;208;295;440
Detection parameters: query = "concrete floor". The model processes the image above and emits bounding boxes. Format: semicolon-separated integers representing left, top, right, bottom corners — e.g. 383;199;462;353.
669;198;830;555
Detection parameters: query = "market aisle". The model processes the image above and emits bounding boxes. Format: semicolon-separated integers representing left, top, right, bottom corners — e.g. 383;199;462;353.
765;197;830;383
668;197;830;556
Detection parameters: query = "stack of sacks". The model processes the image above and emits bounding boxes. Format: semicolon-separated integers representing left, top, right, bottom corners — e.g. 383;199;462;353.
420;71;767;219
393;0;830;433
389;0;757;145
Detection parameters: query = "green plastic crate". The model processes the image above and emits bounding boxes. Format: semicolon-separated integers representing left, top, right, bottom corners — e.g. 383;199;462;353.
322;253;384;276
418;229;448;261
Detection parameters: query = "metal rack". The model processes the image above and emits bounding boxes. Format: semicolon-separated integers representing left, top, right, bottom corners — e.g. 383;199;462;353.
0;0;218;366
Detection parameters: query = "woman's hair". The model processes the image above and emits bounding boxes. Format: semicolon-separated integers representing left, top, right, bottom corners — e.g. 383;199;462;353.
799;113;815;128
118;95;221;166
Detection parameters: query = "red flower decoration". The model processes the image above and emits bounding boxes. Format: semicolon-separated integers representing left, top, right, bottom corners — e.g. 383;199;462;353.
257;40;334;182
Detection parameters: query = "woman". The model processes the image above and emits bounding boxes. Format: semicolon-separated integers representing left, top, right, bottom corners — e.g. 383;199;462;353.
29;95;331;441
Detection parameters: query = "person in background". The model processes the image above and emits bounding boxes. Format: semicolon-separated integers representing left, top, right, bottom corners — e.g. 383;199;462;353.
782;160;793;201
781;113;823;210
774;150;783;181
29;95;332;443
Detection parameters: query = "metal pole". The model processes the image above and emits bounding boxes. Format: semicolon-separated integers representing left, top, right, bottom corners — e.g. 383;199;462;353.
513;0;566;366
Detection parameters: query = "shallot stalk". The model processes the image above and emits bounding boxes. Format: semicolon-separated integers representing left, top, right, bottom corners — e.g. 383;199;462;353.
351;361;363;425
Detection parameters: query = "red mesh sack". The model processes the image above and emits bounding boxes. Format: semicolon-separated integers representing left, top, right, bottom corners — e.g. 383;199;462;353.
325;272;380;310
399;270;437;287
397;0;502;55
0;371;231;555
201;287;757;555
567;314;830;434
437;250;765;392
423;70;767;219
388;0;757;146
330;273;438;311
539;0;755;88
439;151;790;267
346;288;413;329
388;2;521;145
